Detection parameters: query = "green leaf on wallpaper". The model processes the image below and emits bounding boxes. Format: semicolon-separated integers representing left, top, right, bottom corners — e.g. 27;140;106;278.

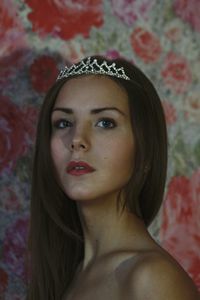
109;31;118;44
171;136;188;175
95;31;105;48
15;155;33;182
194;140;200;165
90;30;105;52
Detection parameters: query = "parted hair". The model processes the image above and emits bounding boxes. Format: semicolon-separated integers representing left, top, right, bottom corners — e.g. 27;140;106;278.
27;56;168;299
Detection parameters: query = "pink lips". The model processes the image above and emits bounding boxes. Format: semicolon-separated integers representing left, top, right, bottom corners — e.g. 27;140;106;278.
66;161;95;176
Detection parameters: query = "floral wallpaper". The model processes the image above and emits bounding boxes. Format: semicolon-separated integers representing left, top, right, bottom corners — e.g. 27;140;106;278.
0;0;200;298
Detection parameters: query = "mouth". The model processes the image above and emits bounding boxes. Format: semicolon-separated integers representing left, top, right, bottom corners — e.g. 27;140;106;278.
66;161;95;176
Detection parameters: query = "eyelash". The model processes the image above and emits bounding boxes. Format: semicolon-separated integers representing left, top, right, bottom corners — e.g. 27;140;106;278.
52;119;72;129
96;118;116;129
52;118;116;130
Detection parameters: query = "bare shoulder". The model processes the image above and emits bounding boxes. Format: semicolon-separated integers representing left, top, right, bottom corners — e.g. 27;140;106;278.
116;250;200;300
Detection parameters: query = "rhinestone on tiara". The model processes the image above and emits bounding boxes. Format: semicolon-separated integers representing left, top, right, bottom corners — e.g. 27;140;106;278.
57;57;130;81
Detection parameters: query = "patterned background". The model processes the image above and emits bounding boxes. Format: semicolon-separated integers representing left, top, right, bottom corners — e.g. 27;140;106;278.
0;0;200;298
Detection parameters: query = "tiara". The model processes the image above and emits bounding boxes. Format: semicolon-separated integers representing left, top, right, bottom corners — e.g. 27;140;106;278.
57;57;130;81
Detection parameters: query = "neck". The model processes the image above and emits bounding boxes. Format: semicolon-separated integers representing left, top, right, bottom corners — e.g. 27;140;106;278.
76;193;148;270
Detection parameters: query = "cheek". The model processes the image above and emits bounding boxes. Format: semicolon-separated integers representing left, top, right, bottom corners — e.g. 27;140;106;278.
101;136;135;174
115;143;134;173
50;137;64;167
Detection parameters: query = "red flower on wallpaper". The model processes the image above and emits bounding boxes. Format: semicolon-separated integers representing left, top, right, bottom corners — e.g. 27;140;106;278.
161;52;192;94
0;0;26;57
22;106;39;141
0;267;8;295
29;55;59;93
0;186;21;211
130;27;162;63
0;96;27;173
25;0;103;40
2;215;29;283
0;50;29;87
162;100;177;126
174;0;200;33
161;169;200;290
0;96;38;173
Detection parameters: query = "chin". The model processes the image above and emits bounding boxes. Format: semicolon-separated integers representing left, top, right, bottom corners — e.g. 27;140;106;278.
64;189;95;202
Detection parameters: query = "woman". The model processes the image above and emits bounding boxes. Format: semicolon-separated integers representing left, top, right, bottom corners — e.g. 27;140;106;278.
28;56;199;299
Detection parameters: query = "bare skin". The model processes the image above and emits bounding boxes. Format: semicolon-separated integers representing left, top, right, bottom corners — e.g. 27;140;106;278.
51;75;200;300
63;214;199;300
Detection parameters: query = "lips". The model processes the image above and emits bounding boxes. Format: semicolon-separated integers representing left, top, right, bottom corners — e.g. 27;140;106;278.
66;161;95;176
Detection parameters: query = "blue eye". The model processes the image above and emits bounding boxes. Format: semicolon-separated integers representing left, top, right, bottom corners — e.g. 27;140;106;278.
96;118;116;129
53;119;72;129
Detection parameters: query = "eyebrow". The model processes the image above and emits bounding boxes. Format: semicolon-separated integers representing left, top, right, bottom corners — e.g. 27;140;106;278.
52;107;126;116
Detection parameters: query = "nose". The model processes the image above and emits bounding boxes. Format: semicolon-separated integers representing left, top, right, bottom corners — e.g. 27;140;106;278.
70;139;88;151
69;126;90;152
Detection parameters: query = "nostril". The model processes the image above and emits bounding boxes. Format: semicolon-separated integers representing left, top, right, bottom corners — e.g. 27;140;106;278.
80;144;86;149
70;142;87;150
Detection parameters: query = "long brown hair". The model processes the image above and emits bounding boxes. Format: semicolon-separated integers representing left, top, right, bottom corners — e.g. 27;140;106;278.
27;56;168;299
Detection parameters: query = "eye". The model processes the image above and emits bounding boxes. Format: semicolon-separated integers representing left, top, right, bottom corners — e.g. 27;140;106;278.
96;118;116;129
52;119;73;129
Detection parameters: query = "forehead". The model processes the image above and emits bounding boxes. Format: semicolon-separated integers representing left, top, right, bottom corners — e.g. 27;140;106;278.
54;75;129;109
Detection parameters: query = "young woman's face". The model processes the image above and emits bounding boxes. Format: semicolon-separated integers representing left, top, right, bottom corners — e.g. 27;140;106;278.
51;75;135;203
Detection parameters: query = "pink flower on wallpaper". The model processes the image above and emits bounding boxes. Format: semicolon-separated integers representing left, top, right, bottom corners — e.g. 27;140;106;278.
174;0;200;33
162;226;200;290
162;176;193;226
0;267;8;295
161;169;200;289
2;215;29;283
130;27;162;63
29;55;59;93
0;0;26;57
161;52;192;94
0;96;27;173
105;49;131;62
162;100;177;126
105;49;121;60
25;0;103;40
111;0;155;26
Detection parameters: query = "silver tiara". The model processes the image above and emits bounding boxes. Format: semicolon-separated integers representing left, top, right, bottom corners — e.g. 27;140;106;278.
57;57;130;81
